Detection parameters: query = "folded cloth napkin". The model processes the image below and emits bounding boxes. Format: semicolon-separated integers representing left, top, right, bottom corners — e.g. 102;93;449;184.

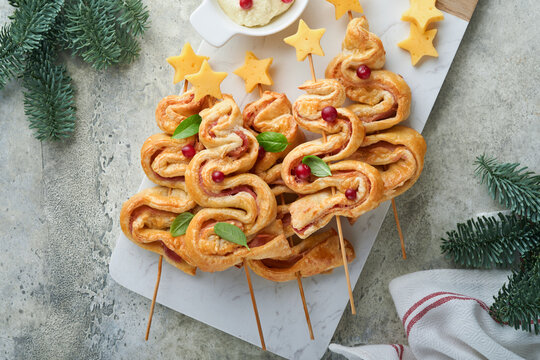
330;269;540;360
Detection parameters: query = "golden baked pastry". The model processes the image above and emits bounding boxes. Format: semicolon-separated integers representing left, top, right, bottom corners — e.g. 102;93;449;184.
155;90;216;135
243;91;305;195
326;17;412;133
141;134;205;191
119;186;197;275
281;79;384;238
349;125;427;201
184;95;292;272
247;229;355;282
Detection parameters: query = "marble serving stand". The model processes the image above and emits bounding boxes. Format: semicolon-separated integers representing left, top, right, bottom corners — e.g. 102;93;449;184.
110;1;471;359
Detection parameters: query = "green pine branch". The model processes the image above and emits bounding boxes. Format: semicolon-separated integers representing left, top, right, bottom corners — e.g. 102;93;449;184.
0;0;63;88
475;155;540;222
22;42;76;140
490;246;540;334
115;0;149;37
441;213;540;268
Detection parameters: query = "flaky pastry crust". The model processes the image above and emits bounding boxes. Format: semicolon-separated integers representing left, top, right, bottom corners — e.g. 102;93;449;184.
326;16;411;133
155;91;216;135
247;229;355;282
119;186;197;275
184;95;291;272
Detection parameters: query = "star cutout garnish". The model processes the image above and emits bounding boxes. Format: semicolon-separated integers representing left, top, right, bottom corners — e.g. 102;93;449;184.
233;51;273;93
398;23;438;66
284;19;326;62
401;0;444;32
325;0;363;20
185;60;228;101
166;43;209;84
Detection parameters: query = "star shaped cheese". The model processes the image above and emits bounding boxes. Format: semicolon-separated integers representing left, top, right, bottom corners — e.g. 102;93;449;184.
166;43;209;84
185;60;228;101
325;0;363;20
401;0;444;32
398;23;438;66
233;52;273;93
284;20;326;62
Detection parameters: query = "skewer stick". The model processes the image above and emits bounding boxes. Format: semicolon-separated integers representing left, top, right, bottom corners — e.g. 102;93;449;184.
145;81;189;340
392;199;407;259
244;259;266;350
145;255;163;340
348;11;353;21
280;195;315;340
308;55;356;315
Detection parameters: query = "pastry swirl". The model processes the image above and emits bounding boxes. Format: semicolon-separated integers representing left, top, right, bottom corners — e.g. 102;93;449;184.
184;95;291;272
326;17;411;133
247;229;355;282
349;125;426;201
155;91;216;135
119;186;197;275
243;91;305;195
282;79;384;238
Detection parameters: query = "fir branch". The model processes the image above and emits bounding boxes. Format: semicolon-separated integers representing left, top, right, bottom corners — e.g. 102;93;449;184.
490;246;540;334
115;0;149;37
64;0;122;70
441;213;540;268
475;155;540;222
0;0;63;88
22;42;76;140
115;26;141;65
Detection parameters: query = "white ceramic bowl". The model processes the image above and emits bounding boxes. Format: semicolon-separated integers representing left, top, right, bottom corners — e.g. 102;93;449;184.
190;0;309;47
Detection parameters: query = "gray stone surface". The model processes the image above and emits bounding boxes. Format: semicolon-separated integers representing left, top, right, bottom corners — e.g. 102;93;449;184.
0;0;538;359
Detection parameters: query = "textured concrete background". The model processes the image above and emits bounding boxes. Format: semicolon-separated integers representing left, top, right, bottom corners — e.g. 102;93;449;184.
0;0;538;359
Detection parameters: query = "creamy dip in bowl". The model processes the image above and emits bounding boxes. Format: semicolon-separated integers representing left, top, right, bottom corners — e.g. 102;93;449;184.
217;0;294;27
191;0;308;47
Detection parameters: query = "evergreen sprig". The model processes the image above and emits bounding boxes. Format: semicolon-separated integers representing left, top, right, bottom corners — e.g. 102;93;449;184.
490;246;540;334
475;155;540;222
0;0;150;141
23;42;76;140
441;155;540;334
441;213;540;268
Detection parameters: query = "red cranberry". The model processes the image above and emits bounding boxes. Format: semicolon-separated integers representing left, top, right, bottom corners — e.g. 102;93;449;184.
295;163;311;180
282;0;294;3
212;171;225;183
356;65;371;80
239;0;253;9
345;189;357;200
321;106;338;123
257;145;266;160
182;144;196;158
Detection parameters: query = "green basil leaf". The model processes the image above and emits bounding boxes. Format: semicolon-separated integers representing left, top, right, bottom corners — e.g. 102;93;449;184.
214;222;249;250
171;114;202;139
256;132;289;153
302;155;332;178
170;212;194;237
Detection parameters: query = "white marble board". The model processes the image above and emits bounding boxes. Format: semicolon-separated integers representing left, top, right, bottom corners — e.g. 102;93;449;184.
110;1;471;359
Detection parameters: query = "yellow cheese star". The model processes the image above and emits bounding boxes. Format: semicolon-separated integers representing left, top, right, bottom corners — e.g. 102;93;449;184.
185;60;228;101
325;0;363;20
284;20;326;62
233;52;273;93
398;23;438;66
401;0;444;32
166;43;209;84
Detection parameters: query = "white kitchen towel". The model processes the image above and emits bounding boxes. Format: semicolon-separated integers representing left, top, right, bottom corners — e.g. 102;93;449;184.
330;269;540;360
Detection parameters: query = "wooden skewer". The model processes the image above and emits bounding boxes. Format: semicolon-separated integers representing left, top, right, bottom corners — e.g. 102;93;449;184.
348;11;353;21
145;255;163;340
280;195;315;340
145;81;190;340
392;199;407;259
244;259;266;350
307;56;356;315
